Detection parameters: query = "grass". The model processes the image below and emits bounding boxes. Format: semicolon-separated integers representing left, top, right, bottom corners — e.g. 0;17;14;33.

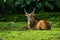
0;22;27;30
0;22;60;40
0;28;60;40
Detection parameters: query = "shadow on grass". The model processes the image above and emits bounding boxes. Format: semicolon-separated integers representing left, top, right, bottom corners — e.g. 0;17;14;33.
0;26;52;31
0;27;28;31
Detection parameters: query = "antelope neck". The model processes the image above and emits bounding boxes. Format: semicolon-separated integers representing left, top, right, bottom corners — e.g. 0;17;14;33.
28;17;35;25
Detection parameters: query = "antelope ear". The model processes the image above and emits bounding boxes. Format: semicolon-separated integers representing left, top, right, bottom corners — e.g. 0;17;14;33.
31;13;35;16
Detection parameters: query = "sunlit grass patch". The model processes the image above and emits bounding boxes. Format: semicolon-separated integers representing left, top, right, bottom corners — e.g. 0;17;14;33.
0;28;60;40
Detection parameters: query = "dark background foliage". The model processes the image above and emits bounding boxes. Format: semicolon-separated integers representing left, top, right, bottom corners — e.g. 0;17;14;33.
0;0;60;21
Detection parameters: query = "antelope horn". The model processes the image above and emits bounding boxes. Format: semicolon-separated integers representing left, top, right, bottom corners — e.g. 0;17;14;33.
24;9;28;14
31;8;35;14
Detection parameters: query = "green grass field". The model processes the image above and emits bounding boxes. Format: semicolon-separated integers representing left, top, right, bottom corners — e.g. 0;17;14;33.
0;22;60;40
0;28;60;40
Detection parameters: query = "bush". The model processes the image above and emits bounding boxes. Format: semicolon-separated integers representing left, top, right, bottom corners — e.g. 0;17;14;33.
0;12;60;22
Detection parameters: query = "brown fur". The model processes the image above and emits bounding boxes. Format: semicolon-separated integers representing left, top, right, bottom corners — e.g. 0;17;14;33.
24;8;51;30
25;13;51;30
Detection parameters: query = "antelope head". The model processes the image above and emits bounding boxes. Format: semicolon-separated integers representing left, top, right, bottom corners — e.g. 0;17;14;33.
24;8;35;18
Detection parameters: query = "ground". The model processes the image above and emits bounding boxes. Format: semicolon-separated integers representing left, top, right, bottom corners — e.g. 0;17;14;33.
0;28;60;40
0;22;60;40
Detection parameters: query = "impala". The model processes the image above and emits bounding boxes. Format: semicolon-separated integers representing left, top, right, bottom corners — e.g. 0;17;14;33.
24;8;51;30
